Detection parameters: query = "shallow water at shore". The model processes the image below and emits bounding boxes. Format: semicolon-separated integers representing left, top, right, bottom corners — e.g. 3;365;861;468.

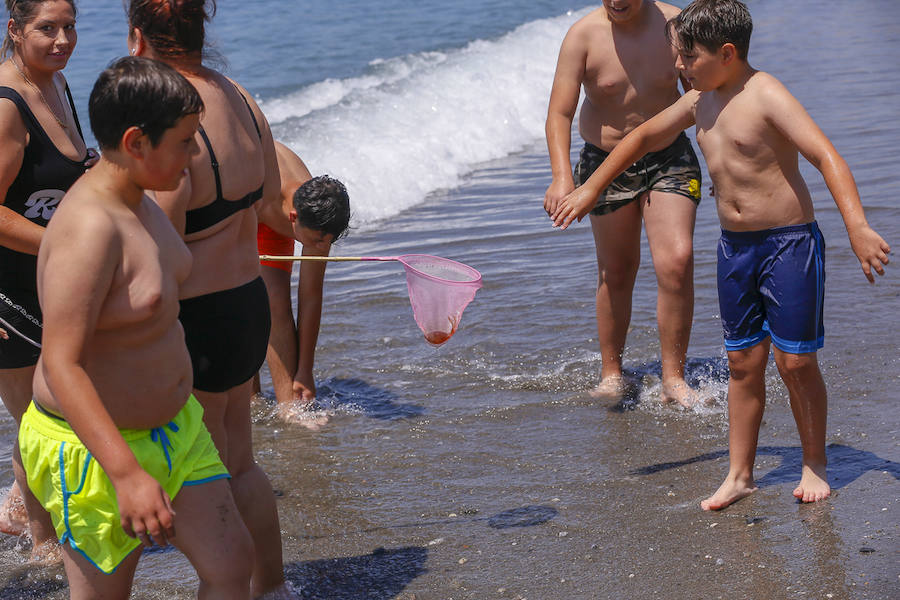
1;1;899;598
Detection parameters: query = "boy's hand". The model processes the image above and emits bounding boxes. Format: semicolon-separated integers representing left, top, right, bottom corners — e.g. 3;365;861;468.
115;470;176;547
551;185;597;229
293;372;316;404
544;179;574;218
848;225;890;283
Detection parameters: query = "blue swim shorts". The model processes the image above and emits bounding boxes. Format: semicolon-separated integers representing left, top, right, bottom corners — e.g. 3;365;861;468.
717;221;825;354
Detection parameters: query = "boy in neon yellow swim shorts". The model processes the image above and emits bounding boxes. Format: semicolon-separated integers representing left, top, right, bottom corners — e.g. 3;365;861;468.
19;57;253;597
19;395;227;573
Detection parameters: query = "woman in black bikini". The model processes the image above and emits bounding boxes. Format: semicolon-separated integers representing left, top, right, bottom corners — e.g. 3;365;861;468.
0;0;93;558
127;2;293;597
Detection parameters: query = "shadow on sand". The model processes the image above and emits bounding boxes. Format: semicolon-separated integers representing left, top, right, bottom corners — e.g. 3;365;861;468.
317;378;425;421
285;546;427;600
630;443;900;491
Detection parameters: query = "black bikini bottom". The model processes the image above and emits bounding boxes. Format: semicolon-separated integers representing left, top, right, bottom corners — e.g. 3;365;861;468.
179;276;271;393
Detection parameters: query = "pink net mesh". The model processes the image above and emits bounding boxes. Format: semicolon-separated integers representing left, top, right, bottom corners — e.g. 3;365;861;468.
396;254;482;346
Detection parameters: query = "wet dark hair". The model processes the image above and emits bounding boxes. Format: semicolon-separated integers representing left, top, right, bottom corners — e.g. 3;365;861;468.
89;56;203;150
666;0;752;61
2;0;77;58
293;176;351;242
127;0;215;60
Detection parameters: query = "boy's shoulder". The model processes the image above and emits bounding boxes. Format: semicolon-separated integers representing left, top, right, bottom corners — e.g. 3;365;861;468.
48;174;119;237
568;8;612;37
698;70;793;109
732;70;802;120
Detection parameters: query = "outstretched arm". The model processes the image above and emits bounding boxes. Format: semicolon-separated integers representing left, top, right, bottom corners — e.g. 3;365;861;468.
766;81;890;282
551;90;698;229
294;242;329;403
39;210;175;547
544;26;587;217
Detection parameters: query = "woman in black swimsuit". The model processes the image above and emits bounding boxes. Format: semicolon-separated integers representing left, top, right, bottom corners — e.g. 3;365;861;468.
127;2;293;597
0;0;93;557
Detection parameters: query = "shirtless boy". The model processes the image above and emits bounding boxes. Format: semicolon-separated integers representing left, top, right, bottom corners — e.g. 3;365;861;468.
545;0;703;406
552;0;890;509
255;141;350;428
18;57;252;597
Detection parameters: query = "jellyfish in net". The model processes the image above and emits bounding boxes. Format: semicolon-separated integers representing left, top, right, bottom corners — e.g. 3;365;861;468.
397;254;482;346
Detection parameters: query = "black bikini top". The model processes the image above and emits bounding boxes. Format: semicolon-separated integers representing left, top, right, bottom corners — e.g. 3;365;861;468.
184;92;264;235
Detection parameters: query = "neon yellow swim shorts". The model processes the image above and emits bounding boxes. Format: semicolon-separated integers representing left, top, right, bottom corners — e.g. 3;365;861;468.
18;395;229;574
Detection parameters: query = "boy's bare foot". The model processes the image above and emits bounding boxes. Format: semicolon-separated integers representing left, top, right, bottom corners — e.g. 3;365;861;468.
661;379;706;408
793;464;830;503
589;375;625;399
701;474;758;511
276;400;329;431
0;484;28;537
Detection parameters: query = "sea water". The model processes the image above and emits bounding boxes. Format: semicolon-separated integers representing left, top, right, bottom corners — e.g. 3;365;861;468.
1;1;898;598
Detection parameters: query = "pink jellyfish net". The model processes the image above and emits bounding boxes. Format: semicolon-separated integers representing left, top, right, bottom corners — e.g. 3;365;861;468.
257;252;483;346
393;254;482;346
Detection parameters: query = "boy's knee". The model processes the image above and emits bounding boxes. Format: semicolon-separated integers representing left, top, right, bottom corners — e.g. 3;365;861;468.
598;260;639;290
727;351;765;381
774;351;819;379
655;257;692;294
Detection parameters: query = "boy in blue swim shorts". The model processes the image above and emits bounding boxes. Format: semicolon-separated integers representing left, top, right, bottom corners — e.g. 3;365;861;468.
19;57;253;597
552;0;889;510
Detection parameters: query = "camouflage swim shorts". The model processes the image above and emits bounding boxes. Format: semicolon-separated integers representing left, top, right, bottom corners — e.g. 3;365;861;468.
573;131;702;216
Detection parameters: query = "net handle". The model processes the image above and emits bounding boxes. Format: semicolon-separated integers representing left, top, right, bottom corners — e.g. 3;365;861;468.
259;255;398;262
260;254;482;285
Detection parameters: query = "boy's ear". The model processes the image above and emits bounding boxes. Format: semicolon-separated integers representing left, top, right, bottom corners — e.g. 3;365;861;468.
121;126;147;159
720;42;737;65
289;210;298;224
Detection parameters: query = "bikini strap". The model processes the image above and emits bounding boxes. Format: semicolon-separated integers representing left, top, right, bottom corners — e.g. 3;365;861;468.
63;84;84;141
239;92;262;140
196;124;224;201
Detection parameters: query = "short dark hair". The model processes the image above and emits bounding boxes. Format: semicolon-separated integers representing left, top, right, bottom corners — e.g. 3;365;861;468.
2;0;77;58
666;0;752;61
89;56;203;151
293;176;351;242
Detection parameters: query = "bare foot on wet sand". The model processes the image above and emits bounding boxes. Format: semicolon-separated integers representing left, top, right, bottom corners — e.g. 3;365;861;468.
0;483;28;537
589;375;626;399
701;475;758;511
661;380;709;408
276;400;330;431
29;539;63;565
793;464;831;503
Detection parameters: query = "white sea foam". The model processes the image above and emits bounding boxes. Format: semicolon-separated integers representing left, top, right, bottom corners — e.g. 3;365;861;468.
261;10;587;225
